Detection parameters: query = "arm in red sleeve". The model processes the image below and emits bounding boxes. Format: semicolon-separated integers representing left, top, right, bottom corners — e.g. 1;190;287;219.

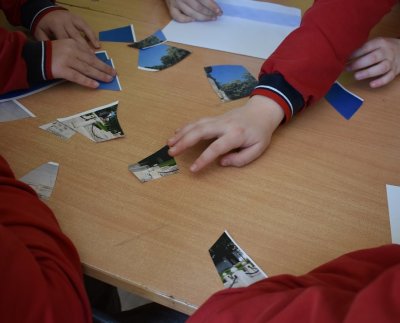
0;155;91;323
188;244;400;323
252;0;397;122
0;0;66;94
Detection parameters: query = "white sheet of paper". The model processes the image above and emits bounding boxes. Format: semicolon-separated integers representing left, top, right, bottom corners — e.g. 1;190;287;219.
162;0;301;59
386;184;400;244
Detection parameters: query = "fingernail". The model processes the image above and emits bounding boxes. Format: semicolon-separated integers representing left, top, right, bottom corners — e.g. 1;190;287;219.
190;164;198;172
169;147;176;154
93;81;100;88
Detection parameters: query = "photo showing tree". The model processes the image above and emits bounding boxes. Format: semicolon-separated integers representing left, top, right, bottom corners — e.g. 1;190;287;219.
129;29;166;49
204;65;258;102
138;44;191;71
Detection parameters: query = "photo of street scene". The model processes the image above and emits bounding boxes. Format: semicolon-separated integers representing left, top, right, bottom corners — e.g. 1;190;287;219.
57;101;124;142
138;44;191;71
204;65;258;102
129;29;166;49
40;120;76;140
128;145;179;183
209;231;267;288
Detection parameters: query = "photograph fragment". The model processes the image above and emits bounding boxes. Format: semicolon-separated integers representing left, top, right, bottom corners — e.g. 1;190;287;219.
209;231;267;288
20;162;59;199
39;120;76;140
57;101;124;142
128;145;179;183
0;100;35;122
138;44;191;71
129;29;166;49
204;65;257;102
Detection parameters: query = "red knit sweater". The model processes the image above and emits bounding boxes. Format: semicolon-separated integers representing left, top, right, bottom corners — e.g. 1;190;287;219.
0;0;64;94
0;155;91;322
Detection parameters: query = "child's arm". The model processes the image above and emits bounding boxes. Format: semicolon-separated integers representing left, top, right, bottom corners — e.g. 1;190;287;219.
168;96;284;172
0;0;115;94
347;37;400;88
0;155;92;322
168;0;397;171
165;0;221;22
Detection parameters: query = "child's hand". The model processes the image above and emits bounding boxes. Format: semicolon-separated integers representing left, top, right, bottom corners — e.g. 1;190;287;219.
347;37;400;88
165;0;222;22
34;10;100;49
167;95;284;172
51;39;115;88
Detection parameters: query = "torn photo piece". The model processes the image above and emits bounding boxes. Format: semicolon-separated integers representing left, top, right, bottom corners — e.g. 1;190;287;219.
128;145;179;183
129;29;166;49
99;24;136;42
204;65;257;102
209;231;267;288
0;80;63;103
39;120;76;140
325;81;364;120
57;101;124;142
0;100;35;122
138;44;191;72
95;51;122;91
386;184;400;244
20;161;59;199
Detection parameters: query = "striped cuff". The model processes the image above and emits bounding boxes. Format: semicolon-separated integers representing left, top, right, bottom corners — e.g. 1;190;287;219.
22;40;53;86
251;73;304;122
21;0;66;33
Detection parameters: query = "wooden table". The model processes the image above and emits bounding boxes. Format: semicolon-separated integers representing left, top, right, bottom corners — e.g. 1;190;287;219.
1;0;400;315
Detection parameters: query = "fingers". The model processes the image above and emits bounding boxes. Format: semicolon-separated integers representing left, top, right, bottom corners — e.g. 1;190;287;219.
34;28;50;41
190;130;244;172
220;143;266;167
353;59;390;81
168;118;218;156
71;17;100;48
369;70;396;88
198;0;222;15
34;10;100;49
169;7;194;22
349;38;381;60
348;49;385;72
51;39;116;88
167;0;221;21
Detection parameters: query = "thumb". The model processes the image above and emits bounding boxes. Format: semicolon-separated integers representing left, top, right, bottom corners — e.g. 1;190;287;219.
34;28;50;41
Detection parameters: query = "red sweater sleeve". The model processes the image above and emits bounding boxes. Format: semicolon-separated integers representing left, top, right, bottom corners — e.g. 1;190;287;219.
0;155;91;323
0;0;65;94
251;0;397;122
188;244;400;323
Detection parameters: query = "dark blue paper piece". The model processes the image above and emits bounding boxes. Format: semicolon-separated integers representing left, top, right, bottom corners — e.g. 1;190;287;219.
0;79;63;103
99;25;135;43
325;82;363;120
95;52;122;91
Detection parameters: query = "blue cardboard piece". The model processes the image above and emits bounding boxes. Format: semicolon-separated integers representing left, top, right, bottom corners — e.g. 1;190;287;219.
99;25;136;43
95;52;122;91
325;81;363;120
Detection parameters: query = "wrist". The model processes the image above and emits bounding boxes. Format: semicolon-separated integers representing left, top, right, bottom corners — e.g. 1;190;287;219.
246;95;285;130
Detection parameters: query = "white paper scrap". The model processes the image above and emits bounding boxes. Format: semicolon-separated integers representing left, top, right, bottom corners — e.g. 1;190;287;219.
386;184;400;244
